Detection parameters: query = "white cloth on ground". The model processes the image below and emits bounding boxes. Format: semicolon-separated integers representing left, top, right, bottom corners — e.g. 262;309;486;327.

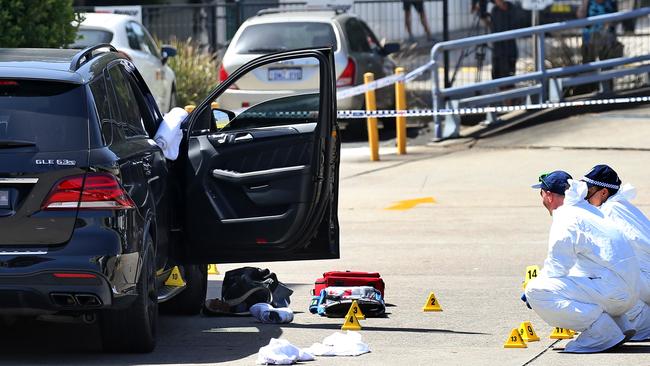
256;338;314;365
600;183;650;340
250;303;294;324
305;331;370;356
525;180;639;352
154;107;187;160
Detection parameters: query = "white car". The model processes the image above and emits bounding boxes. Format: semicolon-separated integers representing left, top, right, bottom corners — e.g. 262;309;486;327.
217;7;400;131
72;13;177;112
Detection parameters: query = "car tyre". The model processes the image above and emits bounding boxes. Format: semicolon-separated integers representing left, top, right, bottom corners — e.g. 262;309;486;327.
160;264;207;315
100;238;157;353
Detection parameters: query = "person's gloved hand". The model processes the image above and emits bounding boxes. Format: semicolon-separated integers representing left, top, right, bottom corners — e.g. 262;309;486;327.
521;293;532;309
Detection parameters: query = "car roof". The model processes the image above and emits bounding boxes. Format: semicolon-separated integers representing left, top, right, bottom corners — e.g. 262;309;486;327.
80;12;133;27
0;48;120;84
246;10;353;24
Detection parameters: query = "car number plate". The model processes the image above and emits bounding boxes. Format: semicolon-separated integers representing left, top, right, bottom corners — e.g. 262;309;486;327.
268;68;302;81
0;190;8;207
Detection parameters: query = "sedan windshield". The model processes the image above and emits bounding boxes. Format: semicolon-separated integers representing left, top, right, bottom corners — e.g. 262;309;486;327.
234;22;337;54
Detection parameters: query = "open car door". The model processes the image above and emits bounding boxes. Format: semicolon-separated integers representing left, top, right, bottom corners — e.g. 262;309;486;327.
181;48;339;263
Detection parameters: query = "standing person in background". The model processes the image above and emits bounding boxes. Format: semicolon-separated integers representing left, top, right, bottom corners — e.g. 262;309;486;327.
490;0;518;81
578;0;620;63
402;0;434;42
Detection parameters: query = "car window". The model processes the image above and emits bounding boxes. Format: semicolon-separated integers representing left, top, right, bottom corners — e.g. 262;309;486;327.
127;22;159;57
345;19;371;53
234;22;337;54
71;29;114;49
359;20;381;51
125;23;141;51
107;64;148;138
123;70;158;137
221;93;319;131
0;80;88;152
89;75;114;146
193;56;321;133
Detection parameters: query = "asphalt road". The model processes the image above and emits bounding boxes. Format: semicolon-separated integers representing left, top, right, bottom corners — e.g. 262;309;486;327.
3;105;650;365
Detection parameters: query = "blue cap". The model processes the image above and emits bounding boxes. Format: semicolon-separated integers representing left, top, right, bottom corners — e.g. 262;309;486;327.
531;170;572;195
582;164;621;190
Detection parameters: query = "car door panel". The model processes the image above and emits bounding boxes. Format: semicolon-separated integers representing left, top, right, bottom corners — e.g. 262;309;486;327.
182;48;339;264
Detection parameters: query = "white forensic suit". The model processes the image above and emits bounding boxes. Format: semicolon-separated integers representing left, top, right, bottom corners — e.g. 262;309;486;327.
525;180;640;353
600;183;650;341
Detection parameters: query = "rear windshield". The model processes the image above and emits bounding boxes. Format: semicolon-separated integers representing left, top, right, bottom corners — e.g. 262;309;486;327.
234;22;337;54
71;29;114;49
0;80;88;152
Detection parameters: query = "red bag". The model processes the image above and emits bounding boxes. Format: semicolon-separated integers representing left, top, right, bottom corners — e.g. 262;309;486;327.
313;271;385;298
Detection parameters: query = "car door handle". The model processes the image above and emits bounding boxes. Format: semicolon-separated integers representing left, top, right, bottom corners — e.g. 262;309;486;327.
234;133;253;143
212;165;307;184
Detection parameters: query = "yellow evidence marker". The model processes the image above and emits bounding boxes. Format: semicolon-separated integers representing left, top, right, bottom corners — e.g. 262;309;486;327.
522;265;540;290
422;292;443;312
504;328;527;348
341;312;362;331
207;264;220;275
164;266;186;287
518;321;540;342
550;327;574;339
347;300;365;320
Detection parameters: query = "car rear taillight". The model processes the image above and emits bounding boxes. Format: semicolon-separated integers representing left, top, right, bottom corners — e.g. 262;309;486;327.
219;64;239;89
0;80;18;86
336;57;356;87
219;64;229;82
42;173;135;210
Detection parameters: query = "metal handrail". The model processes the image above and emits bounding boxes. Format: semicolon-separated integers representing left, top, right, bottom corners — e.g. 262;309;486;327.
430;8;650;139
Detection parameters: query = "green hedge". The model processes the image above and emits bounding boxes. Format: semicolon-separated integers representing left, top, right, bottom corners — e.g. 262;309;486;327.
165;38;220;107
0;0;82;48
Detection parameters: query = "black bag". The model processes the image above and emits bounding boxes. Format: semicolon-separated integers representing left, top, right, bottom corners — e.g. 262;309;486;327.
203;267;293;316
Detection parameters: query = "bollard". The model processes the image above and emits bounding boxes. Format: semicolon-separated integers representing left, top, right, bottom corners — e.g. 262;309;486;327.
184;105;196;113
211;101;220;109
363;72;380;161
394;67;407;155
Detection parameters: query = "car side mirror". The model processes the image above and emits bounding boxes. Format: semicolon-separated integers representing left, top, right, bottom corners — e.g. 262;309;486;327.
381;43;400;56
161;45;177;65
212;108;236;130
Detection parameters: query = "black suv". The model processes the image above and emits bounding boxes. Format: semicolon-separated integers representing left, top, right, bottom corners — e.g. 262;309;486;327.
0;45;339;352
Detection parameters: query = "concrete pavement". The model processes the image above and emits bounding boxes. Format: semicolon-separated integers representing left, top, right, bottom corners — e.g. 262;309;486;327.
2;104;650;365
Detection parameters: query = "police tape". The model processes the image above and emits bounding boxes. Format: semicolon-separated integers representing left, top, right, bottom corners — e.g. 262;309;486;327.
335;60;434;100
335;96;650;119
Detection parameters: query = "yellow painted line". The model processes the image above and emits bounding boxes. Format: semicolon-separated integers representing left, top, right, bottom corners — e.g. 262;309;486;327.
385;197;436;210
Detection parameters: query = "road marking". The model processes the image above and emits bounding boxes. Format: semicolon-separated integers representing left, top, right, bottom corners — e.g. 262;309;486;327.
386;197;436;210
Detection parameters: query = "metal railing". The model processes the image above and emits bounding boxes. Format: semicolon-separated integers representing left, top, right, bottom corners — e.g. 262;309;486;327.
430;7;650;139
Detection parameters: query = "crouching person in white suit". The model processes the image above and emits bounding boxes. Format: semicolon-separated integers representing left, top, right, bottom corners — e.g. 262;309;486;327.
525;171;639;353
582;164;650;342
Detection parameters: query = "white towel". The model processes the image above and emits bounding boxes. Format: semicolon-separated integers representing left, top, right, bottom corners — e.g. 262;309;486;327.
305;331;370;356
256;338;314;365
154;107;187;160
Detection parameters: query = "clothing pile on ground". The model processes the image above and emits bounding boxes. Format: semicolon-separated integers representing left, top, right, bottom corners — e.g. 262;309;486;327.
203;267;294;324
256;331;370;365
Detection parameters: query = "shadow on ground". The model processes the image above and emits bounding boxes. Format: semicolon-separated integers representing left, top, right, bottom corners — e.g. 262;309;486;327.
0;315;280;365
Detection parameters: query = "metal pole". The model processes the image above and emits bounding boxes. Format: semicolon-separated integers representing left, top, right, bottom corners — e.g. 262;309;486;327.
364;73;380;161
395;67;407;154
532;9;539;71
443;0;450;88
